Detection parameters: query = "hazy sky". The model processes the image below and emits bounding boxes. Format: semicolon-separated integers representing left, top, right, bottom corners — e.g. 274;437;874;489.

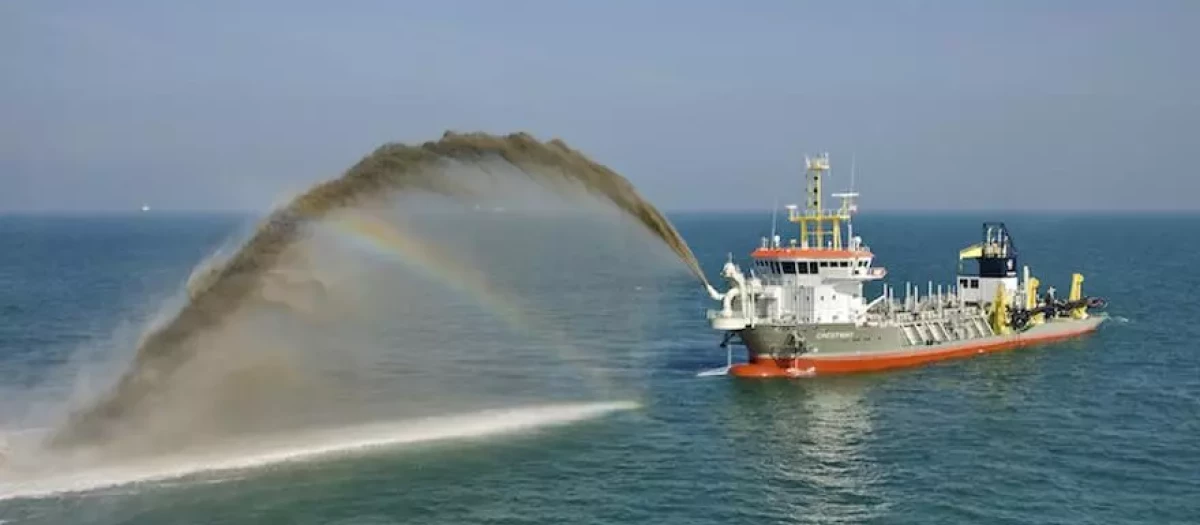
2;1;1196;212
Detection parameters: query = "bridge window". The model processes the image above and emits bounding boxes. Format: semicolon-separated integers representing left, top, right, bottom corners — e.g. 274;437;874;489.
809;262;818;273
819;261;829;268
838;261;849;267
781;261;797;274
797;261;810;274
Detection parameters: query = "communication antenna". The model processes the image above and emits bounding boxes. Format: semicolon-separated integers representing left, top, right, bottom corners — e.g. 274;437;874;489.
850;153;857;193
831;153;861;250
769;196;779;247
850;154;857;243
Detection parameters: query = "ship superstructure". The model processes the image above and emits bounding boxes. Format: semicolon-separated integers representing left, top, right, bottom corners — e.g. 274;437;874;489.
706;154;1107;377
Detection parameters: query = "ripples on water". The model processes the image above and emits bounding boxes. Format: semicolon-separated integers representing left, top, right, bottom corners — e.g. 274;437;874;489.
2;213;1199;524
695;380;881;524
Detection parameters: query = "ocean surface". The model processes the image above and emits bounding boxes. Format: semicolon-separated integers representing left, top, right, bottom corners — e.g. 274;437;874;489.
1;211;1197;524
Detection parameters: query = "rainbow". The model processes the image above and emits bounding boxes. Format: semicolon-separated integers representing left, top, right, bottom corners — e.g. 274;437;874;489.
319;211;534;332
314;211;618;390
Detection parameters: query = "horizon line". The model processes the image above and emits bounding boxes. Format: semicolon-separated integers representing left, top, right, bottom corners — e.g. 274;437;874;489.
3;207;1200;216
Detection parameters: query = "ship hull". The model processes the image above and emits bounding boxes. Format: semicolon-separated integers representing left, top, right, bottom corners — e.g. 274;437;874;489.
730;314;1107;377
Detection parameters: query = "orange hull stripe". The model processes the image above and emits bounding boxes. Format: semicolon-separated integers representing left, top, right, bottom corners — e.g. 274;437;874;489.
751;248;872;259
730;324;1099;377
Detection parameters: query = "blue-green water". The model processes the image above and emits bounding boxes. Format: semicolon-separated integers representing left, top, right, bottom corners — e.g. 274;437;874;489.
1;212;1197;524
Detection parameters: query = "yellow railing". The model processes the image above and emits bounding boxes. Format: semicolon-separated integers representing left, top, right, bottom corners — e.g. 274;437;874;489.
788;208;852;249
787;209;850;221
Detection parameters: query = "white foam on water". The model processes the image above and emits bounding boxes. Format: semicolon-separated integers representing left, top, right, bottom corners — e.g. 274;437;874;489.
0;401;636;501
696;366;730;377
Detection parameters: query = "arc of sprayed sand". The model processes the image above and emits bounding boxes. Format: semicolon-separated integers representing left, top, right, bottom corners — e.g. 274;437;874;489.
49;131;711;449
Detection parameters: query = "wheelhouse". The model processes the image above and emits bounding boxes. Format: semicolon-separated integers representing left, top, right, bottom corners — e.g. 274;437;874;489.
957;222;1019;305
749;246;885;282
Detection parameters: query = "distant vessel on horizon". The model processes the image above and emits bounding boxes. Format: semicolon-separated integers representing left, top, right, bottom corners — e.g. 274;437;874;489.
704;153;1108;377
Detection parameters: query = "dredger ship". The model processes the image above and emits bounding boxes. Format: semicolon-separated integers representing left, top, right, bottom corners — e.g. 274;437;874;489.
705;153;1108;378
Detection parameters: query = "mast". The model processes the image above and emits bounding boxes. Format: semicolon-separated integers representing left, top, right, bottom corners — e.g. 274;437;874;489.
800;152;830;249
790;152;861;251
